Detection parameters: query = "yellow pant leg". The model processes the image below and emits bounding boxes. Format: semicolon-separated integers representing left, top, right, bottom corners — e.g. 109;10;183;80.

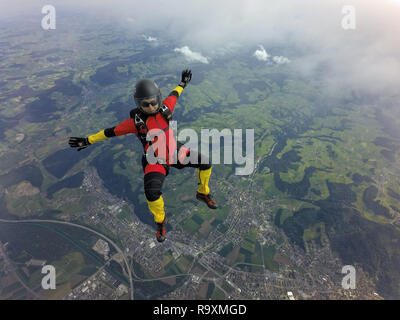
197;167;212;195
147;195;165;223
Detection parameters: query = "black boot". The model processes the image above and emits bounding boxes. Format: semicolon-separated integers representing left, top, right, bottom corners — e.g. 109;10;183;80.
196;192;218;209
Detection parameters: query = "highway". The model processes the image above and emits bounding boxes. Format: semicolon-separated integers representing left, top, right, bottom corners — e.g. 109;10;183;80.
0;218;134;300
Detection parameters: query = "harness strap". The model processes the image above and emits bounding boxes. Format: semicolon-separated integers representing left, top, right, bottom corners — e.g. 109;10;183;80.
132;106;172;160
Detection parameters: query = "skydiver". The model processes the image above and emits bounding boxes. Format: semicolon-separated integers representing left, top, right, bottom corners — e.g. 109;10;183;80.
69;70;218;243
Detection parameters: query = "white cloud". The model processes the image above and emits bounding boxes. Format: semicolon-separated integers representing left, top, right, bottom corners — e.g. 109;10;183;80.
273;56;290;64
253;46;290;64
174;46;209;64
142;35;157;42
253;45;269;61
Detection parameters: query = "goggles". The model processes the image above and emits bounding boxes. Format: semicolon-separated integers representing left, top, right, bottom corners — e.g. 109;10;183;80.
140;99;158;108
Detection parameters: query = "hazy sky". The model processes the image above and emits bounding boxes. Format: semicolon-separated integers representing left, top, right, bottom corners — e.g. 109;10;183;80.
3;0;400;98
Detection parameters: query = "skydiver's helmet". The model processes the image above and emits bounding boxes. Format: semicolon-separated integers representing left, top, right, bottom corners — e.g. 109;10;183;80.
134;79;162;115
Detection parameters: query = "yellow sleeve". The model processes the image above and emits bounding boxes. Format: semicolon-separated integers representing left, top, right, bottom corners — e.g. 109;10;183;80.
173;85;184;96
88;130;107;144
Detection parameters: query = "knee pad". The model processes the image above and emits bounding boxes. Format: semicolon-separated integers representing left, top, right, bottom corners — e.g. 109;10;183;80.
198;154;211;170
144;172;165;201
145;189;161;202
200;163;211;170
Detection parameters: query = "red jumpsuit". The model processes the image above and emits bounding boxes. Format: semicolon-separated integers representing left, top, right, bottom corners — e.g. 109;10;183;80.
88;86;213;224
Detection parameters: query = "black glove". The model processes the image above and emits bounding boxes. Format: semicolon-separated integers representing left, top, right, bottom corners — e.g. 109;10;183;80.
69;137;91;151
179;69;192;88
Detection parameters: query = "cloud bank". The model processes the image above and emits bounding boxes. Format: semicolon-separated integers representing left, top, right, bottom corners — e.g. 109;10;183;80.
4;0;400;97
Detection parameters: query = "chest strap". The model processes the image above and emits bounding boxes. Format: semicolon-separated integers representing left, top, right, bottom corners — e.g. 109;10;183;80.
132;104;172;148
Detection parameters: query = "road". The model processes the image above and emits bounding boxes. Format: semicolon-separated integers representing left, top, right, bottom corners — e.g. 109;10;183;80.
0;218;134;300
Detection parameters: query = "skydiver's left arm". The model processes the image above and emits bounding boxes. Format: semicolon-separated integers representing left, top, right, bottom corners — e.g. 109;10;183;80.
162;69;192;113
162;85;184;114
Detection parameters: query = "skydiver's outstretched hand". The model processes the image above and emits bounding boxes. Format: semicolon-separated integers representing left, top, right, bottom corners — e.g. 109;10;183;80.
179;69;192;88
69;137;91;151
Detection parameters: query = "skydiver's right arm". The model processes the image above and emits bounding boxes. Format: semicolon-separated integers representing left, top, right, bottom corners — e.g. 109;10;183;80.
69;118;137;151
88;118;138;143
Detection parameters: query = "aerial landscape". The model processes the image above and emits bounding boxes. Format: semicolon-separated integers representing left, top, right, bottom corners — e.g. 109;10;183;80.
0;1;399;301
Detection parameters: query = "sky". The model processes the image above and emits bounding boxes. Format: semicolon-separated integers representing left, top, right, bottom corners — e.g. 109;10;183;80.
2;0;400;98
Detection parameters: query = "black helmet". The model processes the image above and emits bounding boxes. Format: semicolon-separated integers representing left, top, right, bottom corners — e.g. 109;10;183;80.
134;79;162;113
